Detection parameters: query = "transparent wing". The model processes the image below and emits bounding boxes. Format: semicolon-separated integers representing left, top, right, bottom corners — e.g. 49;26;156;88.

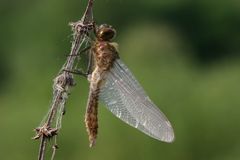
99;59;174;142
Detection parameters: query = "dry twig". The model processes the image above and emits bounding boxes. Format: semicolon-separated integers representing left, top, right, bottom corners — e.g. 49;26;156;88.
33;0;94;160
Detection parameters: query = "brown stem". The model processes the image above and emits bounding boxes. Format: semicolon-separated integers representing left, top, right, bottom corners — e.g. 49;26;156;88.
36;0;94;160
38;136;47;160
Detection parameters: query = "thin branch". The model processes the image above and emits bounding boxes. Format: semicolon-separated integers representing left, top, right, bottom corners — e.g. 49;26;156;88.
33;0;94;160
38;136;47;160
51;144;58;160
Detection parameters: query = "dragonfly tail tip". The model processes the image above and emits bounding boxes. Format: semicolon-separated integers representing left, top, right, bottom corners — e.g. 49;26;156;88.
89;139;96;147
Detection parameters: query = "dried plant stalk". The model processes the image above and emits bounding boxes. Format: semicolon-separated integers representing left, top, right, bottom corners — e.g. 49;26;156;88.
33;0;94;160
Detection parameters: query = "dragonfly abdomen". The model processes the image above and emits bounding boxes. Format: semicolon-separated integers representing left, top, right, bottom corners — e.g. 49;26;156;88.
85;67;105;147
85;80;100;147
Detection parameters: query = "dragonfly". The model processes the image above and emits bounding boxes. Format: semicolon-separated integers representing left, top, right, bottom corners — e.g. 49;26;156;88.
72;24;175;147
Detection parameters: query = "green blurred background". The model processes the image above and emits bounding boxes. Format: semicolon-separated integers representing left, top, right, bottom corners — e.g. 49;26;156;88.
1;0;240;159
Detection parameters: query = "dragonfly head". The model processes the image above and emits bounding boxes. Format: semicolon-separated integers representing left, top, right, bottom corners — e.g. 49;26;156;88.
97;24;116;41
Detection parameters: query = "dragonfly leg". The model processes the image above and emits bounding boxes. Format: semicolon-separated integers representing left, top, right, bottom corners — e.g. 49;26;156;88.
93;22;97;36
63;69;88;78
66;45;91;57
86;50;93;75
64;49;93;78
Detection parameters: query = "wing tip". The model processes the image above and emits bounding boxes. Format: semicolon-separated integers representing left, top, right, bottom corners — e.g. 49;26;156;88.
165;121;175;143
164;132;175;143
159;121;175;143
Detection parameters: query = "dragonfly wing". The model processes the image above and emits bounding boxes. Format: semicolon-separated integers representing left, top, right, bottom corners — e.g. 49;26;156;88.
99;59;174;142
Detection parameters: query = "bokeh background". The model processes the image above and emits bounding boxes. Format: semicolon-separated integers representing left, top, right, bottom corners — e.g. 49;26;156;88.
0;0;240;160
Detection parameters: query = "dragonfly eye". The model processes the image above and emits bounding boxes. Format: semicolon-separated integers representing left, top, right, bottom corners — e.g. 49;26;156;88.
97;24;116;41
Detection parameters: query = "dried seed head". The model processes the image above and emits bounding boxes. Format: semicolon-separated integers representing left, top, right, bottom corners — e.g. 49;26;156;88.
32;124;58;140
